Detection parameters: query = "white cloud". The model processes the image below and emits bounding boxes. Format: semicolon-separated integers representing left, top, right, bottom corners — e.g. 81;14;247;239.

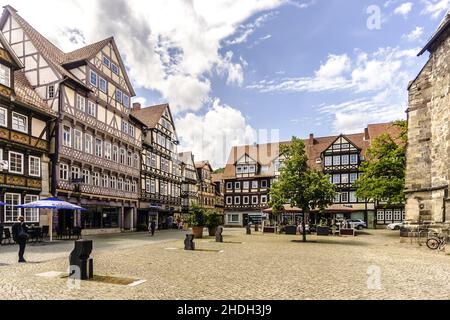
403;26;424;41
7;0;286;113
394;2;413;17
225;11;278;46
176;99;256;168
421;0;450;19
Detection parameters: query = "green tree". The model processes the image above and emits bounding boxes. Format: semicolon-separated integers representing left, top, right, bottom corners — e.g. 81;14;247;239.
269;137;336;242
355;120;407;206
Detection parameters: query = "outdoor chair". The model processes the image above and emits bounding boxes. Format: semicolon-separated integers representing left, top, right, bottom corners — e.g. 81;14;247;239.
2;228;12;245
71;227;82;240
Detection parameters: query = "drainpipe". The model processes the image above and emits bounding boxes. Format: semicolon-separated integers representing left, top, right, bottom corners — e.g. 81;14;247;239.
51;83;63;197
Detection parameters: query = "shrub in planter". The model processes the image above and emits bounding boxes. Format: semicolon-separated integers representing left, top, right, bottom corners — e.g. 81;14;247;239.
206;210;222;236
188;204;206;238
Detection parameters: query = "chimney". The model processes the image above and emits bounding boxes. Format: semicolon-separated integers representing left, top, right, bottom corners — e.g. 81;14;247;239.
364;128;370;141
309;134;314;145
132;102;141;110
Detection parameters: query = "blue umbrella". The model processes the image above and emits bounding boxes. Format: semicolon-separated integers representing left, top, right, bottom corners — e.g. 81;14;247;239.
0;202;5;206
15;197;87;242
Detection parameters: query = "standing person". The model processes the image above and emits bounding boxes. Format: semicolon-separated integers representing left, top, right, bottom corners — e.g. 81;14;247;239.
176;217;182;230
12;216;28;263
149;219;156;237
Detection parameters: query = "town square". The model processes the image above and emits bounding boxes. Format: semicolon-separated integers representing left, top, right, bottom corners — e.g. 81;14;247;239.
0;0;450;303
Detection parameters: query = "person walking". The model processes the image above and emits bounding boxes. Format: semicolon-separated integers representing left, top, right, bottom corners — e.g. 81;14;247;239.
149;219;156;237
12;216;28;263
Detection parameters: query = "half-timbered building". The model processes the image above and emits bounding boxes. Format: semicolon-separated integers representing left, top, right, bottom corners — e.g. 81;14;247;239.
132;103;182;230
223;123;405;228
178;151;199;216
0;31;56;227
0;6;143;234
195;161;217;211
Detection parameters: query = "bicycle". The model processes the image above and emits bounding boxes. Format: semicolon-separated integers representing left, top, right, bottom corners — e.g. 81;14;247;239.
426;234;447;251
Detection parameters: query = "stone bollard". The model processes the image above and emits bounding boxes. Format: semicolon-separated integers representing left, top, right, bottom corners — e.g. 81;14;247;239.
215;226;224;243
246;225;252;235
184;234;195;251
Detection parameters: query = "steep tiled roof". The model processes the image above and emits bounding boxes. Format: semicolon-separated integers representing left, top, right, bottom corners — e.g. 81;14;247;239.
195;161;213;171
178;151;194;164
2;6;88;90
131;104;168;129
223;123;400;179
14;71;57;117
63;37;113;65
419;9;450;55
211;173;224;183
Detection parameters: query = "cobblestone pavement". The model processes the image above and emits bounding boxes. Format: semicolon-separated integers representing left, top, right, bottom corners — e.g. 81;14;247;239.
1;229;449;300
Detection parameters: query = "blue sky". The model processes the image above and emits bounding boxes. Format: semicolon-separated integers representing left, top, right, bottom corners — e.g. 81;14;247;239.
6;0;450;167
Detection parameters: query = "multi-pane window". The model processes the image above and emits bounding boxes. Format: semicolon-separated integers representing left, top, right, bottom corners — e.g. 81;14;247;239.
74;130;83;151
110;176;117;189
134;153;139;169
324;156;332;166
24;195;39;223
103;56;110;67
350;154;358;165
99;77;107;93
234;197;241;205
226;197;232;205
9;151;23;174
85;134;93;154
102;175;109;188
377;210;385;222
104;142;112;160
127;152;132;167
12;112;28;133
63;126;71;147
4;193;20;223
59;163;69;181
71;166;81;180
334;193;341;203
83;169;91;185
111;63;119;75
341;192;349;203
48;85;55;99
95;138;103;157
120;148;126;164
76;95;86;112
131;181;137;193
0;107;6;127
252;196;259;204
122;121;128;134
341;174;349;184
226;182;232;190
125;180;130;192
160;181;167;195
118;178;124;191
87;101;96;117
252;181;258;189
243;181;249;190
243;196;249;205
0;64;11;87
161;158;169;172
123;95;130;108
29;156;41;177
350;173;358;184
90;70;98;86
228;214;239;223
112;145;119;162
333;155;341;166
332;174;341;184
349;191;357;203
92;172;100;187
235;182;241;190
341;155;349;165
115;90;123;103
261;180;268;188
129;125;135;137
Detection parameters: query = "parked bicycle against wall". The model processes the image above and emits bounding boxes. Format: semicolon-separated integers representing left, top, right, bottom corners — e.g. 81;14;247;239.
426;234;447;251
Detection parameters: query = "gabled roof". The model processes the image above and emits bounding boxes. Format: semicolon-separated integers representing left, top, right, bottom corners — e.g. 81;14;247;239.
14;70;57;117
0;30;22;68
0;5;89;90
195;161;213;172
418;9;450;56
1;6;136;96
131;104;168;129
178;151;195;165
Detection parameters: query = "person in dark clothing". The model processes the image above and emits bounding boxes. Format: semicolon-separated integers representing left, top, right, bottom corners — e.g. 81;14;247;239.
12;216;28;263
149;220;156;237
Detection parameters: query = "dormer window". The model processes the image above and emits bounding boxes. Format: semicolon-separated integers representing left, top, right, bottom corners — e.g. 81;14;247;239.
0;64;11;87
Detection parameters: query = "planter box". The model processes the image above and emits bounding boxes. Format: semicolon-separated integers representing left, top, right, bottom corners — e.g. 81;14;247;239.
340;228;356;236
285;225;297;235
316;226;330;236
192;226;204;239
263;227;277;234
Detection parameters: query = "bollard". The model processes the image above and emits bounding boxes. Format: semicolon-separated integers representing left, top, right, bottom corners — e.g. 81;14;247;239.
184;234;195;250
215;226;224;243
69;240;93;280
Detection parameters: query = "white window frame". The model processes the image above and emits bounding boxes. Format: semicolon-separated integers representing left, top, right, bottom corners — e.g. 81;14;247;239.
228;214;239;223
261;195;268;204
104;142;112;160
12;112;28;134
0;64;11;87
83;169;91;185
261;180;268;188
99;77;107;93
63;126;72;147
252;196;259;205
243;196;249;205
226;197;232;205
48;85;55;99
90;70;98;86
103;56;110;67
0;107;7;127
28;156;41;177
235;182;241;190
24;195;39;223
85;134;93;154
76;95;86;112
234;197;241;205
4;193;21;223
87;101;96;117
243;181;250;190
111;62;119;75
95;138;103;157
350;154;359;165
8;151;24;174
341;192;349;203
73;129;83;151
59;163;69;181
226;182;232;190
252;181;258;189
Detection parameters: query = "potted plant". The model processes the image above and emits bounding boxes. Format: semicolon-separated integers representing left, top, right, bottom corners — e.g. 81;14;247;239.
189;204;206;238
206;210;222;236
316;218;330;236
